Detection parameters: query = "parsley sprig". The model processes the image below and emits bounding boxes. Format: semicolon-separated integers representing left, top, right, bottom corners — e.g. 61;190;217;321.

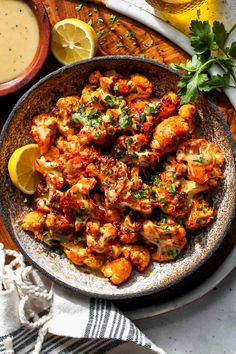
171;20;236;104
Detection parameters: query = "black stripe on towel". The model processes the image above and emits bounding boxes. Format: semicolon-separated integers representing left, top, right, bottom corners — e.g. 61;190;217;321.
94;299;106;337
41;336;70;353
70;339;101;354
94;339;123;354
84;298;96;337
109;309;119;338
59;338;90;353
81;339;110;354
91;299;103;338
99;300;111;338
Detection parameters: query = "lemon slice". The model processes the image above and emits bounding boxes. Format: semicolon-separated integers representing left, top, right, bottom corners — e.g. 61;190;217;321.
8;144;41;195
51;18;98;65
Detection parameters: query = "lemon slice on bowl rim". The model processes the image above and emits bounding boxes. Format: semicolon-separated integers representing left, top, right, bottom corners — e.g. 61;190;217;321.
51;18;98;65
8;144;41;195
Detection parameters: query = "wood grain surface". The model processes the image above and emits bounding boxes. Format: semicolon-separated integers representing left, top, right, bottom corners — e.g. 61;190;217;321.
1;0;236;252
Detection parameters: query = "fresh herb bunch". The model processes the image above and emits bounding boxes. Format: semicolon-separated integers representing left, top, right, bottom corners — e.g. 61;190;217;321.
171;20;236;104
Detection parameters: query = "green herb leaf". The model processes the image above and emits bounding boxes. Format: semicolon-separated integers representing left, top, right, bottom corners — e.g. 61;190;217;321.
212;21;228;50
119;114;133;129
75;3;83;12
108;14;116;24
229;41;236;59
193;156;205;163
167;184;176;197
96;30;102;39
189;20;216;54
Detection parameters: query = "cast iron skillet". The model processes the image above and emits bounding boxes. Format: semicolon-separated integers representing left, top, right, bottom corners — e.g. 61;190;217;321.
0;56;236;299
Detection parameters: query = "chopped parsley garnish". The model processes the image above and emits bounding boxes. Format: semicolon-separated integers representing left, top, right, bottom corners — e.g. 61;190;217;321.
108;14;117;24
98;18;104;24
103;168;110;175
193;156;205;163
104;95;115;107
96;31;103;39
88;109;100;119
167;184;176;196
113;85;119;91
116;42;124;49
126;30;136;41
75;3;83;11
126;138;132;148
145;106;155;114
132;189;148;199
119;114;133;129
156;225;171;233
76;216;83;224
140;112;146;122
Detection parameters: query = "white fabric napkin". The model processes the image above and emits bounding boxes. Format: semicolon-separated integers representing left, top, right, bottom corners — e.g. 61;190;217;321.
0;244;166;354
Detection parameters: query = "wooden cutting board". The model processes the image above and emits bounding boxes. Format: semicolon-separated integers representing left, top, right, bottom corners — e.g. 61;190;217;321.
1;0;236;252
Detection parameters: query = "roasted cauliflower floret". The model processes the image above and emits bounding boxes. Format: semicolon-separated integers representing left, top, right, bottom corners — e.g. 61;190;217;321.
185;197;215;230
151;104;196;154
45;212;73;233
68;177;97;196
180;179;209;200
62;143;100;185
86;157;129;206
30;114;58;155
140;217;187;262
118;187;153;215
52;96;80;136
127;74;153;101
176;139;224;185
22;211;46;234
88;70;102;84
163;156;187;176
85;221;120;257
101;257;132;285
115;74;152;101
35;147;64;190
114;134;160;166
154;92;179;120
150;171;189;218
122;245;150;272
63;243;105;269
119;215;141;244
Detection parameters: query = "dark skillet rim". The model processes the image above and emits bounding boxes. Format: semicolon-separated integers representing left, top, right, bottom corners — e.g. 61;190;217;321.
0;56;236;299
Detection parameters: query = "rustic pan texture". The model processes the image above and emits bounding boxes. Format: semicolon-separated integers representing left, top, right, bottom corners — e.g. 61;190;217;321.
0;57;235;299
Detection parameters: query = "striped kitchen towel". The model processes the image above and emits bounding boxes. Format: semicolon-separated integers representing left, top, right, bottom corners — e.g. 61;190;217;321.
0;244;166;354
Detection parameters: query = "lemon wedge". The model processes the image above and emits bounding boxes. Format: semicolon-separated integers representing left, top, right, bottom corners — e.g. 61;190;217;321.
8;144;41;195
51;18;98;65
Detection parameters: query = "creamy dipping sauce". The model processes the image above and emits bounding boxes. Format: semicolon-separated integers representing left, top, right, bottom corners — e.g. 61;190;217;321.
0;0;39;84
